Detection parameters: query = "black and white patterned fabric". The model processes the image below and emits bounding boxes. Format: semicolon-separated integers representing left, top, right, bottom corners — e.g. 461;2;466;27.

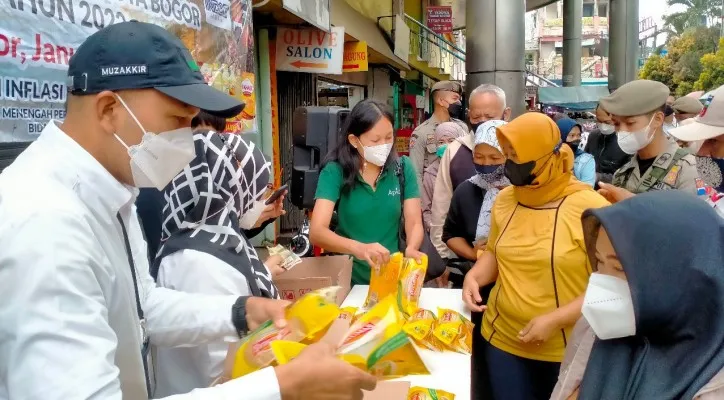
153;130;278;299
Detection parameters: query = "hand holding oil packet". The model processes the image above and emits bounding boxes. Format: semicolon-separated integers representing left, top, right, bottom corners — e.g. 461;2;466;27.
272;295;430;380
364;252;428;317
230;286;342;378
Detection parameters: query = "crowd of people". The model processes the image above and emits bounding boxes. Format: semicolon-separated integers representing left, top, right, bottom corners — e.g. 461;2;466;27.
0;20;723;400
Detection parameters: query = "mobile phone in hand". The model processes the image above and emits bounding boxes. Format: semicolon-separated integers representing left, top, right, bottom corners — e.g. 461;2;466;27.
265;184;289;205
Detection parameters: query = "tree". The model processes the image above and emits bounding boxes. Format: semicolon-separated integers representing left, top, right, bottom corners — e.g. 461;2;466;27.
663;0;723;36
639;26;720;96
694;38;724;91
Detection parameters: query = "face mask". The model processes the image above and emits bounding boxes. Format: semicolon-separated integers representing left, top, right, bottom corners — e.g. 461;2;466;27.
598;123;615;135
617;117;655;155
475;163;502;175
239;199;266;230
469;121;482;133
504;159;536;186
359;141;393;167
436;144;448;158
114;95;195;190
447;101;464;120
566;140;582;151
581;273;636;340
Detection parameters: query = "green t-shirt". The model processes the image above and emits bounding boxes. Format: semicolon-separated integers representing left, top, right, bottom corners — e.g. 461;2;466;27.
314;156;420;285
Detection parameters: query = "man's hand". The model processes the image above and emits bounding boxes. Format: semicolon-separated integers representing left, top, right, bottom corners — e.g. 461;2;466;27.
597;182;634;204
264;255;286;278
245;297;290;330
518;312;560;345
275;342;378;400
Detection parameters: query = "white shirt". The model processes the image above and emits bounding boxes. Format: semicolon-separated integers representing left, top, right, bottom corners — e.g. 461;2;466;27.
154;250;252;397
0;121;280;400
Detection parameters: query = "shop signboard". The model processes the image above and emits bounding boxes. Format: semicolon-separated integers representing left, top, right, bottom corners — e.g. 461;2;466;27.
282;0;330;33
276;26;345;74
342;41;368;73
0;0;257;141
426;6;453;34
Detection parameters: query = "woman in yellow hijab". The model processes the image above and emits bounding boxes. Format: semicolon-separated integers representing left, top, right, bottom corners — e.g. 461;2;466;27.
462;113;609;400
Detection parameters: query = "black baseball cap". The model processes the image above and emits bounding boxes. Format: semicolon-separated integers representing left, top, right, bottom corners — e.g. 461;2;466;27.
67;20;244;118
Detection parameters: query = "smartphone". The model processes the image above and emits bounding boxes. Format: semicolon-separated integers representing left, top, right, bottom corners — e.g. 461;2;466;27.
265;184;289;205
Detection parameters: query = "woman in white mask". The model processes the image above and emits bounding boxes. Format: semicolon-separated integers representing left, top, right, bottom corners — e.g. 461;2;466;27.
310;99;425;285
550;191;724;400
152;131;284;396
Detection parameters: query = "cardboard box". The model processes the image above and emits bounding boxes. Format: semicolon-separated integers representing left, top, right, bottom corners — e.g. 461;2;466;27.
275;255;353;305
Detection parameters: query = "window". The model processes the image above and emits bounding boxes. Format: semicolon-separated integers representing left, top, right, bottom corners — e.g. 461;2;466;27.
583;4;594;17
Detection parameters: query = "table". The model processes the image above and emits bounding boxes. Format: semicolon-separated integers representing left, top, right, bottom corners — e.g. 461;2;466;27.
342;285;471;400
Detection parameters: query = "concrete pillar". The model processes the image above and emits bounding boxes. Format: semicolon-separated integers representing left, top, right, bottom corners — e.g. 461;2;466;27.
608;0;639;91
466;0;526;117
562;0;582;86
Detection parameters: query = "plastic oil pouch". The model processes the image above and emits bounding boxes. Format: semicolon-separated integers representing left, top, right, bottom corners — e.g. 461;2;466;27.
339;306;359;322
337;295;429;379
231;286;342;378
408;386;456;400
397;256;428;317
403;308;444;352
364;252;404;309
432;308;473;354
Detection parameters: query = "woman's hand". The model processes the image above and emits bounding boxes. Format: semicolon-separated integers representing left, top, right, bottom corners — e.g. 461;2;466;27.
352;242;390;268
255;192;287;227
518;312;561;345
462;270;487;312
264;255;286;278
473;240;487;255
404;247;425;263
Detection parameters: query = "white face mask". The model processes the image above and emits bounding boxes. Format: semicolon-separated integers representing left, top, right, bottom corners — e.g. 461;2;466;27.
114;95;195;190
239;199;266;230
360;142;393;167
617;117;655;155
598;123;615;135
581;273;637;340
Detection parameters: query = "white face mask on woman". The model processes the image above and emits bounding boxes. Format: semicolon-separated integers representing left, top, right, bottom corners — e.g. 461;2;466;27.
114;95;195;190
617;116;655;155
581;272;637;340
359;141;393;167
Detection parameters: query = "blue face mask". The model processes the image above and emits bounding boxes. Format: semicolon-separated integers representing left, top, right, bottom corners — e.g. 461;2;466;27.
436;144;448;158
475;163;503;176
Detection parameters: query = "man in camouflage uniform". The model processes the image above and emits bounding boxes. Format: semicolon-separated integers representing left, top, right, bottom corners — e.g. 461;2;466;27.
598;80;699;196
409;81;468;188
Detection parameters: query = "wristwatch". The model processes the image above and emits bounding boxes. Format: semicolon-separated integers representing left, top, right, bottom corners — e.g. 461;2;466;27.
231;296;250;337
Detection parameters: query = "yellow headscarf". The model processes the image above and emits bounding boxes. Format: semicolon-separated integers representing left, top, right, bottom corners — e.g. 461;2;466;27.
496;113;592;207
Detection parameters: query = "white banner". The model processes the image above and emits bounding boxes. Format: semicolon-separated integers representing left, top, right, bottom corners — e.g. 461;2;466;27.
276;26;344;74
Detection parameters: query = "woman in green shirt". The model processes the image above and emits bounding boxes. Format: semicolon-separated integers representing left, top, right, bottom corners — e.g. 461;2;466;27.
310;99;425;285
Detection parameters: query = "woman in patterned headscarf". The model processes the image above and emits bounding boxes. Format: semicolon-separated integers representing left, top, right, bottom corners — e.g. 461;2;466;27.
152;130;279;396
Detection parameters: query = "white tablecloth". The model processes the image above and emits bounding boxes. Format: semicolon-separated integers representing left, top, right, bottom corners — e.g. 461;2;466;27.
342;285;471;400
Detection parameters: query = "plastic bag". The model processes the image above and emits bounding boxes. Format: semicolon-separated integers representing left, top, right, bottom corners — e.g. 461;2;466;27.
231;287;342;378
397;256;428;317
408;386;456;400
364;252;404;308
432;308;473;354
403;308;444;352
339;306;359;322
338;295;429;379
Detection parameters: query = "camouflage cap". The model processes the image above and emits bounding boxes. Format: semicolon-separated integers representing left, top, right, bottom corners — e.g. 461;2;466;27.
431;80;463;94
672;96;704;114
599;80;669;117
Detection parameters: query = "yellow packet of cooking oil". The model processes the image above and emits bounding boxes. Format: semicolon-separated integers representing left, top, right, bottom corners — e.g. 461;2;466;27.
337;295;429;379
364;252;404;309
231;287;342;378
397;256;428;317
433;308;473;354
408;386;456;400
339;306;358;322
270;341;368;371
402;309;444;352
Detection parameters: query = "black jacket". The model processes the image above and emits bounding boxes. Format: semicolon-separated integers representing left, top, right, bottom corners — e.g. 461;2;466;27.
585;129;632;175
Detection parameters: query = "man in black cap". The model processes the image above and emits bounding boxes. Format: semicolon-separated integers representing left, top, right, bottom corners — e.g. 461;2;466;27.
0;21;375;399
409;80;468;188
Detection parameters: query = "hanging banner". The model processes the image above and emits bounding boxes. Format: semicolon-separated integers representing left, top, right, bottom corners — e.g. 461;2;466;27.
282;0;330;33
0;0;257;142
342;41;368;72
276;26;344;74
426;6;453;34
394;15;410;62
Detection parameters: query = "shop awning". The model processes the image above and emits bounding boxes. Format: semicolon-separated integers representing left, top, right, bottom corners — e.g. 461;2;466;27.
331;0;410;71
538;86;610;110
